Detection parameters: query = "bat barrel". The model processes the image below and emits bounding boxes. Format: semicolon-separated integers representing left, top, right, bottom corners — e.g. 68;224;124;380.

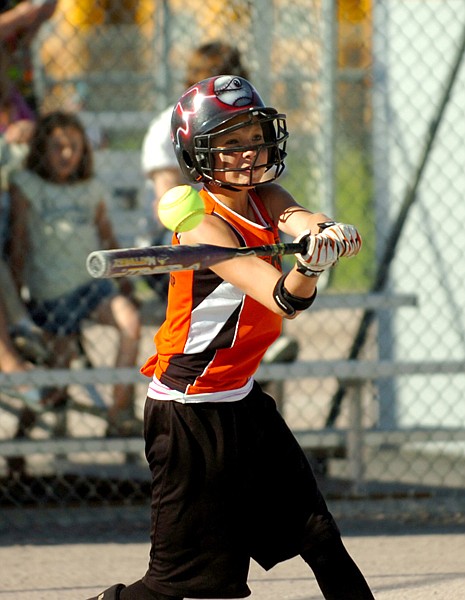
86;247;165;278
87;251;110;278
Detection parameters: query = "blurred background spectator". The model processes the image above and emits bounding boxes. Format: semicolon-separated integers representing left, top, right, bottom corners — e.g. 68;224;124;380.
140;41;249;249
0;42;35;243
139;41;249;300
0;32;49;409
9;110;142;436
0;0;58;112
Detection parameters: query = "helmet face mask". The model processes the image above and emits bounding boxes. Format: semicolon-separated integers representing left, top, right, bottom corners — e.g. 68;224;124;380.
194;110;287;187
171;76;288;189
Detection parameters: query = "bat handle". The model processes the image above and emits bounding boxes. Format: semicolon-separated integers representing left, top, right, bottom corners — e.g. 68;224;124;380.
292;235;314;256
296;239;307;254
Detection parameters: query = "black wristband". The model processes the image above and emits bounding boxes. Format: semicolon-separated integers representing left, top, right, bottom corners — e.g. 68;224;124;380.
273;273;317;316
317;221;337;230
296;262;323;277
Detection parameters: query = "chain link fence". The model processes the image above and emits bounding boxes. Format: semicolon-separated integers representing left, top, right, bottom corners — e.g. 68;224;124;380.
1;0;465;516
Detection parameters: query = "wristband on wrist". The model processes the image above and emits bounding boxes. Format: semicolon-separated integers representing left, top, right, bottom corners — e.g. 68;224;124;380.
296;262;323;277
273;273;317;316
317;221;336;230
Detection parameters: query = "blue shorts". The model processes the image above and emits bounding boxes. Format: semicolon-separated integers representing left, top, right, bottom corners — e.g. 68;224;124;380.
29;279;117;335
0;191;11;253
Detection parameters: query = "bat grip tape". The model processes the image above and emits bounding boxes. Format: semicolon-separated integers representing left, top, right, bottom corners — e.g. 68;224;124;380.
273;273;317;317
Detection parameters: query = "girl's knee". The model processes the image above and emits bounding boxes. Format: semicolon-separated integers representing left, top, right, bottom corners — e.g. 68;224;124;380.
299;512;342;558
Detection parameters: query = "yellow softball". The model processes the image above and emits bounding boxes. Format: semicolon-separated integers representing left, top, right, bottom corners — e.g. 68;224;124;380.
157;185;205;232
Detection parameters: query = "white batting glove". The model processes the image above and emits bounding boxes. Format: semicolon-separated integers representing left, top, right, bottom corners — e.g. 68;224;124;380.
294;229;340;277
294;222;362;277
318;221;362;258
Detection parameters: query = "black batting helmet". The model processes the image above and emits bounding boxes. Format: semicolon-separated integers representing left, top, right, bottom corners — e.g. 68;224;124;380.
171;75;288;188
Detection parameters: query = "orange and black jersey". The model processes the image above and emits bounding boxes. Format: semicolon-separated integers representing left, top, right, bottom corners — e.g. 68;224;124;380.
141;187;283;398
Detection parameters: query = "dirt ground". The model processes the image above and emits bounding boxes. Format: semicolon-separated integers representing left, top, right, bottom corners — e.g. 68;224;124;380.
1;504;465;600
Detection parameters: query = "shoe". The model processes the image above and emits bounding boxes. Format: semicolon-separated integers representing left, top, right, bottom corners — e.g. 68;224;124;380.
10;325;50;365
2;385;43;410
86;583;126;600
3;384;68;413
41;386;69;409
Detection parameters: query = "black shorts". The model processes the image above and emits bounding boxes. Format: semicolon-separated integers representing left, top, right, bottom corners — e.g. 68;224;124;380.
142;382;329;599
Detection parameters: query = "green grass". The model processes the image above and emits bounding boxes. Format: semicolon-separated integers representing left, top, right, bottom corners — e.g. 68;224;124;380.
330;143;375;292
284;140;375;292
105;130;146;150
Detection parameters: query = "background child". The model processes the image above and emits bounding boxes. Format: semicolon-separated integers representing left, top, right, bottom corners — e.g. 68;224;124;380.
9;110;142;436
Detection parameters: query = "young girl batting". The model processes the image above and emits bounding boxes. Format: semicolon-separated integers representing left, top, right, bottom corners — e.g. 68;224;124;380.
87;76;375;600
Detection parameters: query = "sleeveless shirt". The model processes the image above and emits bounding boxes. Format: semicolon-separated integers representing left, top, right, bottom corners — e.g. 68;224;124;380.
141;187;283;400
11;169;108;300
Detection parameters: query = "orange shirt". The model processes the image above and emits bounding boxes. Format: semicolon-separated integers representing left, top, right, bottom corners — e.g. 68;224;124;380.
141;187;283;396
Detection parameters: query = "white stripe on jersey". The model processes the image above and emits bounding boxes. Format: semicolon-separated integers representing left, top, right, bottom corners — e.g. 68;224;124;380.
184;280;244;354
